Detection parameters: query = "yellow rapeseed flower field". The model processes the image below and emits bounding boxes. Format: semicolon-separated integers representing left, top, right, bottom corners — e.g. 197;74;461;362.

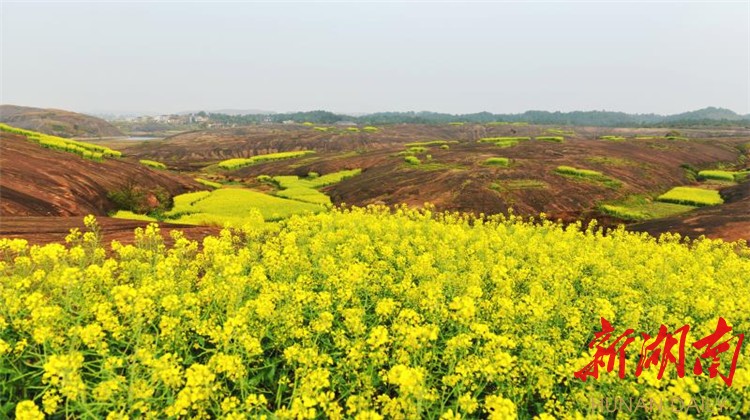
1;208;749;419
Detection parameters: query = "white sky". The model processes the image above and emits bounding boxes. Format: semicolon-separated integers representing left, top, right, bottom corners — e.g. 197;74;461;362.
2;1;749;115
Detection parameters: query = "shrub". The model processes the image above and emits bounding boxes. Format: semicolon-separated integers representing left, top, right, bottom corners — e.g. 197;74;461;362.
108;182;172;215
313;127;329;132
484;157;511;167
404;156;421;165
657;187;724;207
440;145;450;150
363;126;379;133
347;127;360;132
307;172;320;179
140;159;167;170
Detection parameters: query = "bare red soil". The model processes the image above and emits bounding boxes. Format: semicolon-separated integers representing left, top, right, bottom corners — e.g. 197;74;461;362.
0;133;204;216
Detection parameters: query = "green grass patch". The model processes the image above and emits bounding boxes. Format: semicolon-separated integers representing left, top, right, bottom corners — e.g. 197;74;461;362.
598;195;695;221
139;159;167;170
585;156;638;167
546;128;576;136
314;127;329;132
363;126;379;133
490;179;548;191
347;127;360;132
555;165;622;189
195;178;223;189
218;151;315;170
698;170;745;182
478;137;530;148
536;136;564;143
0;123;122;160
404;156;421;165
600;135;626;141
484;157;511;167
657;187;723;207
448;122;465;126
111;211;158;222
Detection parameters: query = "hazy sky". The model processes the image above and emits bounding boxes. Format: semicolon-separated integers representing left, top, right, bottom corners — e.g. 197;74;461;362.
2;1;748;115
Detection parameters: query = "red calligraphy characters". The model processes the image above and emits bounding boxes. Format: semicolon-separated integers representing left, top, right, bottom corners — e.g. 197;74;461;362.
575;317;744;386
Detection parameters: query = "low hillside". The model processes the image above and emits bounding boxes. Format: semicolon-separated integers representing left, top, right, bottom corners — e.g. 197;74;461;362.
0;104;123;138
0;132;203;216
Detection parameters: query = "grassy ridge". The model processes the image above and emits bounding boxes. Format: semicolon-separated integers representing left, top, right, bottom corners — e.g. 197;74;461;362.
0;123;122;160
139;159;167;170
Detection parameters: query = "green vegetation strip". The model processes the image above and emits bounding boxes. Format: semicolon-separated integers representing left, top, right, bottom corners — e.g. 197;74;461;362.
195;178;223;189
491;179;548;191
555;166;622;188
218;151;315;170
698;170;746;182
600;135;626;141
484;157;510;167
478;137;530;148
0;123;122;160
535;136;564;143
404;156;421;165
139;159;167;170
404;140;459;147
657;187;723;207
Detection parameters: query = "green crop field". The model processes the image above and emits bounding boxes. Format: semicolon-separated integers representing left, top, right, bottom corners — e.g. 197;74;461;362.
599;135;626;141
478;137;530;148
218;151;315;170
657;187;724;207
139;159;167;170
698;170;745;182
165;188;323;223
0;123;122;160
484;157;510;167
267;169;362;205
404;156;421;165
598;195;695;221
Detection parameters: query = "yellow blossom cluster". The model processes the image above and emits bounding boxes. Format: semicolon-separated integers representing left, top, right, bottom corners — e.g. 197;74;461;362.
1;206;749;418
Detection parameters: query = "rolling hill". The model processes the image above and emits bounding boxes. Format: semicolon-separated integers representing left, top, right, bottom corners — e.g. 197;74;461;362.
0;104;124;138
